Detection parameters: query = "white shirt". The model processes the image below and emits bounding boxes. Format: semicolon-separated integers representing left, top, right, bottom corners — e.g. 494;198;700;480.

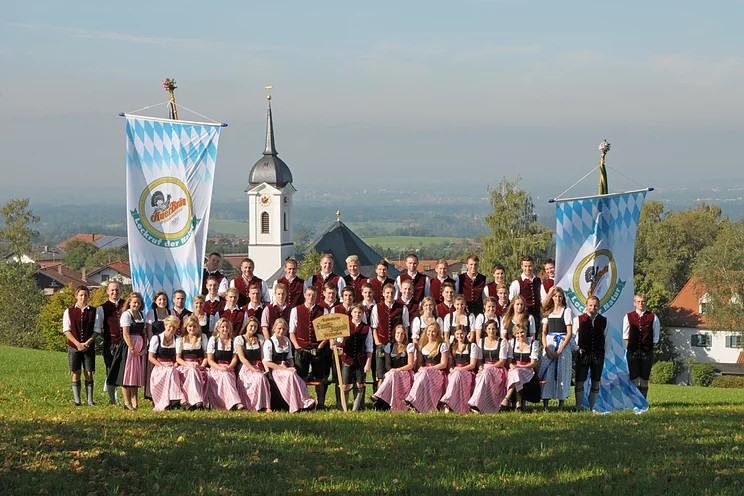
480;337;511;360
511;338;539;361
411;316;442;341
93;300;122;334
451;342;482;361
263;335;293;360
120;309;145;327
303;273;347;291
230;278;271;305
288;305;329;334
384;342;416;357
148;334;176;354
442;312;475;336
621;311;661;344
369;303;410;330
335;327;374;353
234;334;266;358
541;308;574;328
509;274;539;300
62;304;99;334
393;272;431;300
176;335;208;354
207;336;235;354
205;271;229;294
500;315;536;338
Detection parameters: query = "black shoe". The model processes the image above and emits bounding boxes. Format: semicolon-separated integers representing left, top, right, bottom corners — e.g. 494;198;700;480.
73;402;82;407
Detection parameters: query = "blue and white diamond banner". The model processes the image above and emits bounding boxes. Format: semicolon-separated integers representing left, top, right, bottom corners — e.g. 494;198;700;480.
125;116;221;311
554;190;649;414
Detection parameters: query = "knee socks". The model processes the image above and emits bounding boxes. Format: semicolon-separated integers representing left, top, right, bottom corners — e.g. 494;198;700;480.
72;381;82;405
85;380;95;406
352;386;366;411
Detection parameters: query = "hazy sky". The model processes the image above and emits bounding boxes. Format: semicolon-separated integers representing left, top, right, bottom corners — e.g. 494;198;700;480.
2;1;743;204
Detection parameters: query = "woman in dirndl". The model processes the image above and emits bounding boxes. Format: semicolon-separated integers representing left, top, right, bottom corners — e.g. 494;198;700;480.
261;318;316;412
119;292;148;410
147;315;184;411
235;316;271;411
538;287;573;410
206;318;244;411
502;322;539;411
176;315;208;409
405;322;449;413
371;324;416;411
468;319;509;413
440;325;479;413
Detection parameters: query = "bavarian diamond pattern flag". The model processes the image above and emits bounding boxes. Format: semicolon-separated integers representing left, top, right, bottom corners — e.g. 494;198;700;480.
125;116;221;311
554;190;649;414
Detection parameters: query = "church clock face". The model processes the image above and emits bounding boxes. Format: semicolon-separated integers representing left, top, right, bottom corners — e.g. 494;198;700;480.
259;194;271;206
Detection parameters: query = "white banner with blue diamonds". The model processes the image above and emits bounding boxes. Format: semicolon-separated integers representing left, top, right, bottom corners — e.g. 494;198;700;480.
125;116;221;311
554;190;649;414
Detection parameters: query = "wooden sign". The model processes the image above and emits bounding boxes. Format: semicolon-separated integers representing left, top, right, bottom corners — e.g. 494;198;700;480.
313;313;350;341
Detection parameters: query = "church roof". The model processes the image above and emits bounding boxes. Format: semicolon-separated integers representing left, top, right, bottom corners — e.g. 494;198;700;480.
247;101;293;188
306;220;400;278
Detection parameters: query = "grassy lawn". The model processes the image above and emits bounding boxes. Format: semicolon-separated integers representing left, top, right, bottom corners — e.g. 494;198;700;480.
1;346;742;495
208;219;249;236
362;235;465;250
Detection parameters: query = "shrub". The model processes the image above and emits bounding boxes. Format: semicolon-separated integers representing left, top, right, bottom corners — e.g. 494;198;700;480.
650;361;677;384
710;375;744;388
690;362;716;387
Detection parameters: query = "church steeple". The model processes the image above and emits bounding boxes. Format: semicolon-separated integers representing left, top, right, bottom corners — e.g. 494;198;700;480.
264;85;277;156
248;84;293;188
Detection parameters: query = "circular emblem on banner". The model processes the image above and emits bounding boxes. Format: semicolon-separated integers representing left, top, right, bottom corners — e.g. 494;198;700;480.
130;177;200;248
571;249;619;309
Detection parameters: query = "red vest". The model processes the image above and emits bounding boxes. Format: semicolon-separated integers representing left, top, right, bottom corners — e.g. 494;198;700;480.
264;303;291;330
100;300;123;345
369;277;394;302
332;304;350;315
219;307;246;338
430;277;455;304
626;311;656;352
204;296;225;316
458;273;487;314
278;276;305;308
577;313;607;355
518;276;542;313
399;272;428;302
436;302;455;319
201;269;226;295
343;274;368;303
293;304;326;349
242;304;263;323
373;301;405;345
397;298;419;320
341;320;370;366
233;276;264;307
66;305;97;348
171;308;192;332
542;278;555;294
310;272;342;291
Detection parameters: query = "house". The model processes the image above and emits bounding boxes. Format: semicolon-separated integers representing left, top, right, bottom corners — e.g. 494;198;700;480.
57;233;128;250
34;263;93;295
86;261;132;286
666;276;744;375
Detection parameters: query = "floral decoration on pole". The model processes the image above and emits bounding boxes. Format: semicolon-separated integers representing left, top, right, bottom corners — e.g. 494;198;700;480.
163;78;179;121
598;139;611;195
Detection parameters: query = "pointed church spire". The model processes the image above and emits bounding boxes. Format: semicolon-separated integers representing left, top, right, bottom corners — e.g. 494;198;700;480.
264;83;277;156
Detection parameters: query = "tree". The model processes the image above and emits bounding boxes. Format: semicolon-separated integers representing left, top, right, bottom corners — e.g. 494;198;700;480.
634;202;725;314
37;285;76;352
480;177;553;279
64;240;98;270
84;247;129;270
298;250;322;281
694;219;744;336
0;198;39;257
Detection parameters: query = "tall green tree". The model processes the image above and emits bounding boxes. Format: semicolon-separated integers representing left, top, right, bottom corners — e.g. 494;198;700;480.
694;218;744;336
64;240;98;270
634;202;724;313
298;250;322;281
480;178;553;279
0;198;39;257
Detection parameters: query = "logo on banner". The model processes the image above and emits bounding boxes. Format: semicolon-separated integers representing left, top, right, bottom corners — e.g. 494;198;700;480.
130;177;201;248
566;248;626;313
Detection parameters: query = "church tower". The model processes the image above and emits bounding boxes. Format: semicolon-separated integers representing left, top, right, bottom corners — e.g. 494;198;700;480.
246;88;296;279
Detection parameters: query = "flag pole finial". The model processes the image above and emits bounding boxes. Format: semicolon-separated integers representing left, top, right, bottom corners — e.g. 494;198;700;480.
598;139;611;195
162;78;179;120
265;83;273;103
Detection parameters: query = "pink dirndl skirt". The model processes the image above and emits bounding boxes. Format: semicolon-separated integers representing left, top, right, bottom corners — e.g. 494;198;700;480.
405;366;447;413
237;362;271;411
271;368;315;413
374;369;414;411
122;335;146;387
149;361;183;411
178;361;207;406
206;366;243;411
507;366;535;392
440;367;475;414
468;365;507;413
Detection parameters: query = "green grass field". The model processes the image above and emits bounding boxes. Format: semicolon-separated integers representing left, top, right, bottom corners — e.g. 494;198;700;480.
1;346;742;495
208;219;249;236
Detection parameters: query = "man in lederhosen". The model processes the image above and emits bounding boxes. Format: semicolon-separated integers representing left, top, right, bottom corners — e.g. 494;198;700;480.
64;285;99;406
289;286;330;408
623;293;660;399
95;281;124;405
573;295;608;411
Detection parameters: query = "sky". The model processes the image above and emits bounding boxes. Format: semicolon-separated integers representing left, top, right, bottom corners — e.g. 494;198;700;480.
2;1;743;204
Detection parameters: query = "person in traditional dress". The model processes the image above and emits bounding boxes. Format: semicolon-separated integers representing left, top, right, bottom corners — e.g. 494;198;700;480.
370;283;410;386
176;315;208;410
623;293;660;400
468;319;509;413
430;259;455;304
335;304;373;411
231;257;270;307
261;282;291;340
440;325;478;413
235;316;271;411
411;296;441;345
343;255;368;303
473;297;500;343
500;295;536;339
540;259;556;309
288;286;330;407
319;282;340;311
63;285;98;406
331;286;356;317
206;318;244;411
369;259;394;302
305;252;346;293
191;294;212;336
395;253;430;302
219;288;248;338
509;256;542;324
502;323;539;411
201;252;228;296
96;281;124;405
436;282;456;319
275;257;305;308
241;284;264;322
493;284;511;321
405;322;449;413
482;264;507;301
170;290;192;334
538;287;573;410
442;295;475;343
119;292;148;410
574;296;608;411
262;318;316;412
396;279;419;320
203;275;226;318
371;325;416;411
148;316;184;411
144;291;170;398
360;282;376;323
457;255;487;315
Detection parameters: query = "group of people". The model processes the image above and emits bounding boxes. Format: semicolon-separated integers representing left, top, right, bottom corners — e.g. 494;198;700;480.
62;251;660;413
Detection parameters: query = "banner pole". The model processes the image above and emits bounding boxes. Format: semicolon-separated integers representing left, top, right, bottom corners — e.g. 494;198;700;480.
333;346;348;412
